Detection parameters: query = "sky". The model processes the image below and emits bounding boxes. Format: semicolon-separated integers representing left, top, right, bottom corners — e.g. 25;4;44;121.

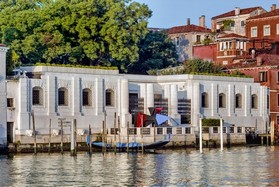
134;0;278;28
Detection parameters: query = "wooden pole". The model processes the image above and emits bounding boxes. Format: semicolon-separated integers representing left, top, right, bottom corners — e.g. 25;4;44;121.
102;121;105;155
154;123;156;142
89;124;92;155
271;121;275;145
71;119;77;156
141;119;144;153
114;112;117;154
31;110;37;155
127;121;129;153
220;118;223;151
48;119;51;155
60;119;64;155
199;118;202;153
118;116;121;152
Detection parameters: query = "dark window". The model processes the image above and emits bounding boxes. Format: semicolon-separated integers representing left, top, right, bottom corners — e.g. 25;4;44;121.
82;89;92;106
7;98;14;107
241;21;245;27
235;94;242;108
201;92;208;108
196;35;201;43
185;127;191;134
219;93;226;108
32;87;43;105
252;94;258;109
106;89;114;106
259;72;267;82
58;88;68;106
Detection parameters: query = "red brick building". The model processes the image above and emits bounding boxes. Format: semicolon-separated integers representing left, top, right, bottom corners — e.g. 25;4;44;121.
246;5;279;55
215;33;248;65
193;44;217;62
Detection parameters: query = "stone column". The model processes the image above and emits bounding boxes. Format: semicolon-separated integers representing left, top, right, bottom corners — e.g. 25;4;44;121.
227;84;234;116
139;84;147;114
146;83;154;115
170;84;178;116
72;77;81;116
95;78;104;116
19;78;31;130
244;85;250;116
121;79;129;128
47;75;56;115
0;46;8;145
192;82;200;127
211;83;218;116
164;85;171;116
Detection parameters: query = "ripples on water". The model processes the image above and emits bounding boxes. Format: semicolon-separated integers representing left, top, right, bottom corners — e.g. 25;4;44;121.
1;146;279;186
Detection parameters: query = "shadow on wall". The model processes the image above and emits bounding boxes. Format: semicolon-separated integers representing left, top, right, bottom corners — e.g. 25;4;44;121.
0;125;6;145
177;35;189;62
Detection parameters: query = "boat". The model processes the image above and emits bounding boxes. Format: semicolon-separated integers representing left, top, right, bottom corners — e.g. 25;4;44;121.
86;136;170;151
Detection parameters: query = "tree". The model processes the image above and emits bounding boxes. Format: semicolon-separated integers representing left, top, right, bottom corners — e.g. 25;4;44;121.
183;59;222;74
127;30;178;74
0;0;151;68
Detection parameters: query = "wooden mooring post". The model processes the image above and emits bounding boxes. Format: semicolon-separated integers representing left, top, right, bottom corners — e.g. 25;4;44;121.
48;119;51;155
88;124;92;155
31;110;37;155
127;121;129;153
118;116;121;152
114;112;117;154
60;118;64;155
70;119;77;156
102;121;106;155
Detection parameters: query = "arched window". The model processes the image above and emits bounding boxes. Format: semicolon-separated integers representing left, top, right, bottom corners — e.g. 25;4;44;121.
251;94;258;109
58;87;68;106
82;88;92;106
235;94;242;108
219;93;226;108
32;86;43;105
106;89;115;106
201;92;209;108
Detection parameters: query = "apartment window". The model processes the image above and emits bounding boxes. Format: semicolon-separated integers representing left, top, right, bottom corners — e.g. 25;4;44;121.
176;37;179;46
106;89;115;106
277;24;279;35
277;71;279;83
259;72;267;82
82;88;92;106
251;27;257;37
58;87;68;106
219;93;226;108
201;92;209;108
230;21;235;27
278;94;279;107
7;98;14;107
196;35;201;43
251;94;258;109
235;94;242;108
241;21;245;27
32;87;43;105
263;25;270;36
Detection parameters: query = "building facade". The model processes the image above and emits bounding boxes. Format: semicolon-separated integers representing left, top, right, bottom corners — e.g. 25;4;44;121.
246;5;279;55
4;65;269;144
167;17;212;62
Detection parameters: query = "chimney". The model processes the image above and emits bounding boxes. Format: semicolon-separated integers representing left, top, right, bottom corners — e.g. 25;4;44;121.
187;18;190;26
235;7;240;16
199;15;205;28
271;4;276;11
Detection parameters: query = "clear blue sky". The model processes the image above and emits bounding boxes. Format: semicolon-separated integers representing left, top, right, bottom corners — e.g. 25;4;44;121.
134;0;278;28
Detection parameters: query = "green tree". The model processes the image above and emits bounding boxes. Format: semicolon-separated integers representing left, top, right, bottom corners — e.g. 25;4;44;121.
183;59;222;74
127;30;178;74
0;0;151;68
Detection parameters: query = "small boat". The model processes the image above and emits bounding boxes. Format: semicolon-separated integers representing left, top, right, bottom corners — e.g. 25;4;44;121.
87;136;170;151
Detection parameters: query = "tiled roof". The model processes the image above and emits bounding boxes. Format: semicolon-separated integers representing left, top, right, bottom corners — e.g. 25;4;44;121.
247;9;279;20
218;33;247;39
224;54;279;69
167;24;211;34
212;7;261;20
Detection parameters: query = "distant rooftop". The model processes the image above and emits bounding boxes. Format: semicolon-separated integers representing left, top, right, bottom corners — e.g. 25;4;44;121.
167;24;211;34
247;9;279;20
212;7;262;20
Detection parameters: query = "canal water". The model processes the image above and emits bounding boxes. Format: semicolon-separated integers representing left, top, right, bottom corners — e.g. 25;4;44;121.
1;146;279;186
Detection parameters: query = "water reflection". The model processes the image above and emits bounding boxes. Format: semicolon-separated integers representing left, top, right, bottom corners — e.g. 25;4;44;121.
1;147;279;186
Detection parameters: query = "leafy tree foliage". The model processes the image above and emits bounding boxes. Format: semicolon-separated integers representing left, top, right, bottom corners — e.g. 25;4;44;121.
183;59;222;74
127;30;178;74
0;0;151;71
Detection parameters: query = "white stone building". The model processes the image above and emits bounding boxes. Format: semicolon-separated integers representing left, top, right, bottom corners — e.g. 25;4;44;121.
3;64;269;144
